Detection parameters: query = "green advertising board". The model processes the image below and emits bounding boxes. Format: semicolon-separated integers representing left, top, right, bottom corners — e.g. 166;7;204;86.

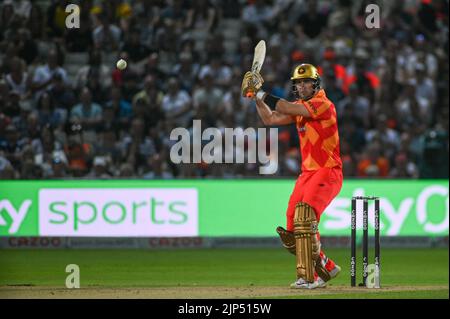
0;180;448;237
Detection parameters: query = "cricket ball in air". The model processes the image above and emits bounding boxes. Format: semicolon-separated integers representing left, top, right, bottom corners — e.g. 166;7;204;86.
116;59;127;70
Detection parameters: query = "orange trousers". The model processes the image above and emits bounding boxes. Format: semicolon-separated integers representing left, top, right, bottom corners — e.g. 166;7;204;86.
286;167;343;278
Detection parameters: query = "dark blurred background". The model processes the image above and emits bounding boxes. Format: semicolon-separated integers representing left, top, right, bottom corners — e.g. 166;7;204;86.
0;0;448;180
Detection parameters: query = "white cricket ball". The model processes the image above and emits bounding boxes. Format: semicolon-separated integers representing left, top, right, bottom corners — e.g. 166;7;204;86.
116;59;127;70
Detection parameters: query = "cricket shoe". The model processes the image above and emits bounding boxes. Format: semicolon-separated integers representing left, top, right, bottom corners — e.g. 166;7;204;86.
329;264;341;279
290;277;327;289
318;255;341;281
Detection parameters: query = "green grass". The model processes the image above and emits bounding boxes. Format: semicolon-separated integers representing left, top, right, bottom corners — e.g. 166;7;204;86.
0;248;448;298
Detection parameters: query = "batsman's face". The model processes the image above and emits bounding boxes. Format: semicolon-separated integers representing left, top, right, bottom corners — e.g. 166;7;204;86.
294;79;315;100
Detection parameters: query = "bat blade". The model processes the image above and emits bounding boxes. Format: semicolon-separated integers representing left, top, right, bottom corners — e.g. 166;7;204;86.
251;40;266;73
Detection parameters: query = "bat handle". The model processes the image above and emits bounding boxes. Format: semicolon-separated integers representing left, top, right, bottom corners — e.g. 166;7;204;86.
246;91;255;98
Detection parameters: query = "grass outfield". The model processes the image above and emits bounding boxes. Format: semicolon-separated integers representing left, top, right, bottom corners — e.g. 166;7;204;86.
0;248;448;298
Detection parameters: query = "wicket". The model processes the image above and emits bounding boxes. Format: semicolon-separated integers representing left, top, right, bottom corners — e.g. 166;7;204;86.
351;196;381;288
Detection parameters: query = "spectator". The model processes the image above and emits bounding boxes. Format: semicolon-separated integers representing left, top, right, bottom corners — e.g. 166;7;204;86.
295;0;329;40
198;56;232;87
31;49;68;100
366;114;400;158
13;0;32;18
418;128;449;178
85;67;110;104
105;86;133;126
154;18;179;62
0;124;27;170
86;156;112;179
26;3;46;40
171;52;199;93
337;84;370;128
406;35;438;80
389;153;419;178
132;74;164;108
36;92;64;128
92;13;121;51
394;79;430;128
3;90;22;119
417;0;439;37
234;36;253;69
0;80;11;112
219;0;241;19
95;129;121;165
134;1;163;50
357;143;390;177
415;63;436;107
12;95;33;137
75;49;112;91
140;52;167;83
161;77;192;128
118;162;136;178
16;28;39;65
0;154;17;179
137;97;165;130
192;72;222;112
220;86;249;127
185;0;218;32
119;117;157;171
265;42;291;84
63;129;92;177
69;87;102;132
269;20;297;57
143;154;174;179
339;115;367;154
121;28;150;63
48;73;76;113
48;154;69;178
344;48;380;102
27;112;42;149
5;57;31;101
0;1;15;38
34;126;65;177
46;0;70;38
341;141;357;177
321;70;346;107
161;0;187;29
242;0;274;36
20;145;42;179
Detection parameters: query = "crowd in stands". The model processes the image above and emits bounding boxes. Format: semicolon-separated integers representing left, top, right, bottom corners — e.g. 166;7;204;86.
0;0;448;179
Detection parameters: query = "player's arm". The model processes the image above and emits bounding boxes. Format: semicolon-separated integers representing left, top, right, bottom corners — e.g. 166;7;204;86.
255;97;295;126
241;71;311;118
257;92;311;117
275;99;311;117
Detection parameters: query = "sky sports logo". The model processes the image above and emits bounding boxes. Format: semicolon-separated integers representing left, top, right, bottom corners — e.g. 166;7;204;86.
38;189;198;237
0;184;448;237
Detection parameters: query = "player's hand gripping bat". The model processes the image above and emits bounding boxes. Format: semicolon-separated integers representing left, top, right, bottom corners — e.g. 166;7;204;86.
241;40;266;98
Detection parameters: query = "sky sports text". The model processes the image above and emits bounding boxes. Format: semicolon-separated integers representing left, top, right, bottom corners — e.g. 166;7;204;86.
0;185;447;236
38;189;198;237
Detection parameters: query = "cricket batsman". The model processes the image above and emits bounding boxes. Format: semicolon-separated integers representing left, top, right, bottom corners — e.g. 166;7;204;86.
242;64;343;289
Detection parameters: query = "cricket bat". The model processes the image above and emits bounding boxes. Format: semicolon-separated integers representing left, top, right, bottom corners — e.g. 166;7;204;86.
246;40;266;98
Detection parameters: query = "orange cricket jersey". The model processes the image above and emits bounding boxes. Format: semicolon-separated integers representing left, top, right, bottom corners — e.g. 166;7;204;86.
294;89;342;171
